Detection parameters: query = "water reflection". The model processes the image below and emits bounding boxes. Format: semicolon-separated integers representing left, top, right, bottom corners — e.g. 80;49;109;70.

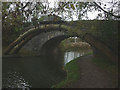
64;49;92;64
2;48;92;88
3;72;31;88
2;56;66;88
64;52;81;64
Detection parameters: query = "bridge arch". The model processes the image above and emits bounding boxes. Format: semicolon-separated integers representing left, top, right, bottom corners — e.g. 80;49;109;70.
40;35;85;56
40;34;117;63
4;24;117;63
19;30;68;55
4;24;71;55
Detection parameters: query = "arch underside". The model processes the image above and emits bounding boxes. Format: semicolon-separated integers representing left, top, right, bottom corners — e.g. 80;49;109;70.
20;31;68;55
4;25;70;55
40;33;117;63
4;25;117;63
40;35;80;56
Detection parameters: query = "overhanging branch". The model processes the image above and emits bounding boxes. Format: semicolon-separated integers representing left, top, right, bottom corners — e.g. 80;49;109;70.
93;2;120;18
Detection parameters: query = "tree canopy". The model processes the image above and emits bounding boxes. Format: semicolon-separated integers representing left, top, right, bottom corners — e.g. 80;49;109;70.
2;1;119;46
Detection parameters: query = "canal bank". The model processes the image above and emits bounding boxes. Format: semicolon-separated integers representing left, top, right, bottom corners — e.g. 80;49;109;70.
53;55;118;88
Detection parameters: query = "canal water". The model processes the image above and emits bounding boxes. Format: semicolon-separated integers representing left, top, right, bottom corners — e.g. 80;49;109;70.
64;49;92;64
2;56;66;88
2;49;92;88
64;51;81;65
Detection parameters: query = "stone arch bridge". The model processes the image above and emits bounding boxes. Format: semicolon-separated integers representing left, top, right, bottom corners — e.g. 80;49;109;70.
3;21;117;63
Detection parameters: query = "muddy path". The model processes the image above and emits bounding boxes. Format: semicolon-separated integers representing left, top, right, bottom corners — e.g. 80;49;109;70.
65;55;118;88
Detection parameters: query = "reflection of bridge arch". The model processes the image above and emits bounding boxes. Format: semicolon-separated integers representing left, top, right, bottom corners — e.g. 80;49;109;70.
4;24;117;62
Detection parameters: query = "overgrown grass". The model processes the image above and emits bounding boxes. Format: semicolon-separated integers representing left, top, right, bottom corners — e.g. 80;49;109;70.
52;57;80;88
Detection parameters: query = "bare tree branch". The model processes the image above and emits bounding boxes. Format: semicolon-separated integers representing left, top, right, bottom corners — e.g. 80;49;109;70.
93;2;120;18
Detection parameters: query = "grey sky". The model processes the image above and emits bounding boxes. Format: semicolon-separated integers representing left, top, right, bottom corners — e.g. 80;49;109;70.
2;0;119;20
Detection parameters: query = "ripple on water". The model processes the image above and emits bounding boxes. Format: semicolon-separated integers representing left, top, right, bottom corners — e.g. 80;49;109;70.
3;71;31;88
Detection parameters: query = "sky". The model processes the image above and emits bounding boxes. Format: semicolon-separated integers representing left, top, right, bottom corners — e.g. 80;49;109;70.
46;0;119;20
7;0;119;21
47;0;99;20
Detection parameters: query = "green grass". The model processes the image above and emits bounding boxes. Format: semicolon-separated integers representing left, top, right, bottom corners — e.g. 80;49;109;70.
52;50;93;88
52;57;80;88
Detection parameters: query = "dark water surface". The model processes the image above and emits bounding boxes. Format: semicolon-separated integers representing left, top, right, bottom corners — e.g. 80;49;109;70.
2;49;92;88
2;56;66;88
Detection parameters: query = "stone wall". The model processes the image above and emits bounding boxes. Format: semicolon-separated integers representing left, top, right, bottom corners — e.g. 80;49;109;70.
19;31;65;55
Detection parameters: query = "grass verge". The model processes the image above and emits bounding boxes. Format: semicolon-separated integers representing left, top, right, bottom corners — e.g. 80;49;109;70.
52;51;93;88
52;57;80;88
